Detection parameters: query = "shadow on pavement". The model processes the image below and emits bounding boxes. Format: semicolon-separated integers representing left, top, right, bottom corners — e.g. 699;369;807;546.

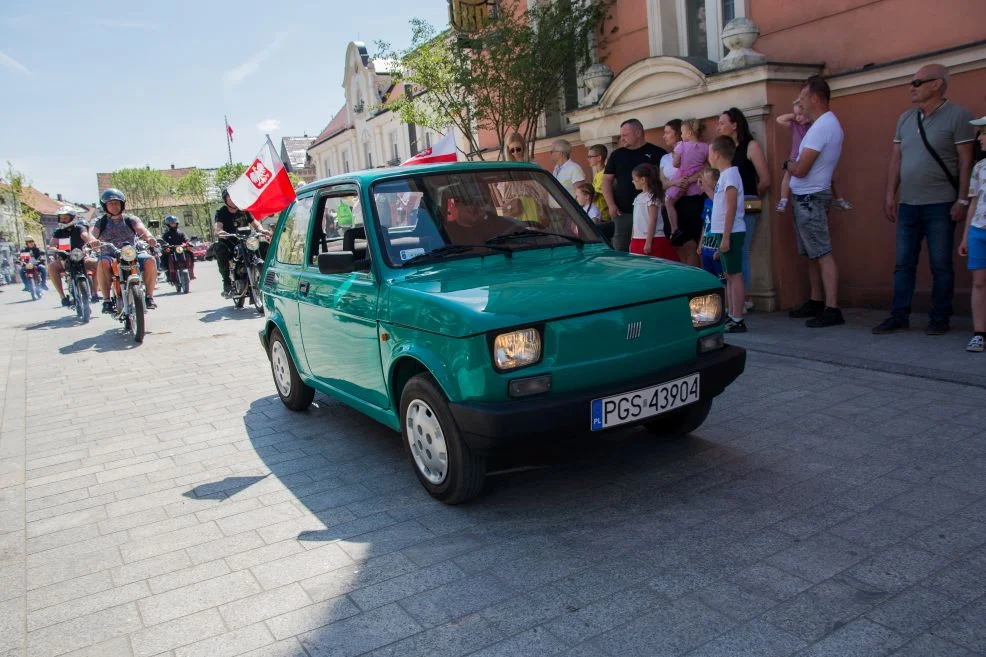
184;475;269;499
24;315;87;330
197;306;263;323
59;328;144;353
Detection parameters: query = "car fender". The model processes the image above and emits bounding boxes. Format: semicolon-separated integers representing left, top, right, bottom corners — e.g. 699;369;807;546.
383;328;463;406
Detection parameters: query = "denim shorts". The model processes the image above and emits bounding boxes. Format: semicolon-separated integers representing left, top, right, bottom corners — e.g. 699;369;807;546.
969;226;986;270
792;190;833;260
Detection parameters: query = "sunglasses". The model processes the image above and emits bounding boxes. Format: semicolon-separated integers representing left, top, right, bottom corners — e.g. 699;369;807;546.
508;147;523;154
910;78;939;88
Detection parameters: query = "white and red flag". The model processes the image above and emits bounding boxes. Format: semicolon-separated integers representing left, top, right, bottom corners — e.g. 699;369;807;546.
401;131;458;166
227;137;296;218
227;121;234;142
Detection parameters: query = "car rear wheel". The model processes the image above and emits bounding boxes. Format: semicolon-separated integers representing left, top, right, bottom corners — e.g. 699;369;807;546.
269;329;314;411
643;399;712;438
400;374;485;504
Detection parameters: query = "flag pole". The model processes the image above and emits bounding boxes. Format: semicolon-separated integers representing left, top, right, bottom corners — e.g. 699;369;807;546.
224;115;233;165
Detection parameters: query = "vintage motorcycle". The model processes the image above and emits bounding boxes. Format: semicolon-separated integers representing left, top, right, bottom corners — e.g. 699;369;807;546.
53;247;93;323
98;241;148;343
19;252;44;301
162;242;192;294
227;227;265;313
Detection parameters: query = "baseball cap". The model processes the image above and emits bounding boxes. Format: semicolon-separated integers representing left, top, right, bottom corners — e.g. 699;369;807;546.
970;116;986;126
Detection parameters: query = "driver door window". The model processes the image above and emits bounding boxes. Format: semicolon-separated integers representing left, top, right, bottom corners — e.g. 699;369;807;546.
309;193;366;265
275;196;314;265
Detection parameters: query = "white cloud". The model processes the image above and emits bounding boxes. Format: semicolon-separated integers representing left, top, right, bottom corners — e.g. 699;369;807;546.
257;119;281;133
222;31;288;89
0;50;31;76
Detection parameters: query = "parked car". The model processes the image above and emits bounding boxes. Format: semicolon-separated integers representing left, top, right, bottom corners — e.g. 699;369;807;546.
259;162;745;503
190;242;208;261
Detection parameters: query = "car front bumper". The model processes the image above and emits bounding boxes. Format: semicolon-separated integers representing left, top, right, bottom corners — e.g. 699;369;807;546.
448;344;746;450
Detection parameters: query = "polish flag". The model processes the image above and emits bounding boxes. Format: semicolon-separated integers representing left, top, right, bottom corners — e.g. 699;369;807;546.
227;122;234;142
227;137;296;218
401;131;458;166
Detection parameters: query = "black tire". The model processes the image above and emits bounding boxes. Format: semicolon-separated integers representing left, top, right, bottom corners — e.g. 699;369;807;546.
28;278;39;300
233;280;245;308
643;399;712;438
77;279;91;323
178;269;190;294
400;374;486;504
250;268;263;314
73;280;83;318
130;287;145;343
268;328;314;411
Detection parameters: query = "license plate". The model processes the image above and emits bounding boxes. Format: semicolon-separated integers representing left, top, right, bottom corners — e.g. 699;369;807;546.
590;373;700;431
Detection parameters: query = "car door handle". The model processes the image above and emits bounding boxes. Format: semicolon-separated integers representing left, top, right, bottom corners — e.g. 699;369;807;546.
299;280;309;295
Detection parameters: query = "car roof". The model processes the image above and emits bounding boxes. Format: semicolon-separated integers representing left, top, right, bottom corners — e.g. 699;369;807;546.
296;161;546;194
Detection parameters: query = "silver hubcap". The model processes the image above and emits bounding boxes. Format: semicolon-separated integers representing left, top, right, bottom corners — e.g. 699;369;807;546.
405;399;449;485
271;341;292;397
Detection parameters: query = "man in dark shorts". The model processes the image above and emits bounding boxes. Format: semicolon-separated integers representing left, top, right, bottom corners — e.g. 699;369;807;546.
602;119;667;251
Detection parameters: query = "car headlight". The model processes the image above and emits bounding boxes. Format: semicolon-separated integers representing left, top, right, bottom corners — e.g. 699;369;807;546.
690;294;722;328
69;248;84;262
245;237;260;251
492;328;542;370
120;245;137;262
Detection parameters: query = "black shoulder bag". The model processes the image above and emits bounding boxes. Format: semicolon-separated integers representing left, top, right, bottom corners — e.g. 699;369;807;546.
916;110;959;196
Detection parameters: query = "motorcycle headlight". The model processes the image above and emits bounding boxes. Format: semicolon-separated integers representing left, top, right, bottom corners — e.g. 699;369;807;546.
245;237;260;251
69;248;84;262
120;245;137;262
492;328;542;371
690;293;723;328
175;246;184;254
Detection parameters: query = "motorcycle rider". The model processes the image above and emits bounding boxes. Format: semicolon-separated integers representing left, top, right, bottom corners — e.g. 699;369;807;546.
19;236;48;291
213;189;270;297
160;215;195;283
48;207;98;307
89;188;159;312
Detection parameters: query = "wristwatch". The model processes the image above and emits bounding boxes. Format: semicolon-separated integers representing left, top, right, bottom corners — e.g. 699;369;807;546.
958;199;970;206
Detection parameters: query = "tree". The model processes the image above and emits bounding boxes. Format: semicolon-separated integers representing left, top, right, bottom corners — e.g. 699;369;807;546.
213;163;248;192
110;168;171;224
287;172;306;189
175;168;215;240
3;162;44;244
380;0;609;160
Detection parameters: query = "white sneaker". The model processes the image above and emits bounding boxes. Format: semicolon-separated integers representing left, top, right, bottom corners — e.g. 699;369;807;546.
967;335;985;352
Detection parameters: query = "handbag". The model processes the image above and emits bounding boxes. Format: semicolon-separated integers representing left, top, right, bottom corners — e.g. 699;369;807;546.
916;110;960;195
744;197;762;213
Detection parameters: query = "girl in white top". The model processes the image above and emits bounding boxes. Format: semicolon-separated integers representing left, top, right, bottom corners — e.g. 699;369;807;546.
628;163;679;260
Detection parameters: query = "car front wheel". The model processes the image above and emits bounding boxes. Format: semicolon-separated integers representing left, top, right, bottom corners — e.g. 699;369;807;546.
400;374;485;504
269;329;314;411
643;399;712;438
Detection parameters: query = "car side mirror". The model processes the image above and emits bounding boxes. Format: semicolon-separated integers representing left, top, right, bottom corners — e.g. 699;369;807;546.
318;252;354;274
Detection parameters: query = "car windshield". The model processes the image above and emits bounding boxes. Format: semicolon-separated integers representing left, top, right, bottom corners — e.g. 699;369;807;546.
370;168;603;267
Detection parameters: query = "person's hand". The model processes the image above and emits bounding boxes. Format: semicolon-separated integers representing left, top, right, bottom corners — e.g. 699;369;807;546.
950;201;967;223
884;197;897;222
676;179;689;190
696;246;702;256
147;238;157;248
713;251;720;261
607;203;619;218
719;237;730;254
959;237;969;257
643;240;652;255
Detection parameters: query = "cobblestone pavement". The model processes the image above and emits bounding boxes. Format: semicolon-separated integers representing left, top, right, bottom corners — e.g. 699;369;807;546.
0;273;984;657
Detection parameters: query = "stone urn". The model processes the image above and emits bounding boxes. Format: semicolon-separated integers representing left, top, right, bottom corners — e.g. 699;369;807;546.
719;17;766;72
582;62;614;105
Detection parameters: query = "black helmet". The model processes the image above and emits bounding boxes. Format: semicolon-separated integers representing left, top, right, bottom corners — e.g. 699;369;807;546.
164;214;178;226
100;188;126;212
221;188;230;201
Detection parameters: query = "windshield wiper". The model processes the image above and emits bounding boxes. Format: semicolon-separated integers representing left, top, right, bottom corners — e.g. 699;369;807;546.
402;243;513;266
485;229;584;248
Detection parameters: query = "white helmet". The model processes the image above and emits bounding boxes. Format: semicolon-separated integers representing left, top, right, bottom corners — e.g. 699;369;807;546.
55;205;78;217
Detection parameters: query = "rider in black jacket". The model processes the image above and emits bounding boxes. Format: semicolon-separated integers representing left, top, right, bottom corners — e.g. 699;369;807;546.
160;215;195;283
19;237;48;291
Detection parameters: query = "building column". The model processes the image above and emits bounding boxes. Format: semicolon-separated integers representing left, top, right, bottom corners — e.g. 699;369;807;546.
743;105;777;312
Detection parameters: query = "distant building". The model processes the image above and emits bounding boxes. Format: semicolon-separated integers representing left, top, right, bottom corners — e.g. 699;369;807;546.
280;137;317;184
95;164;219;236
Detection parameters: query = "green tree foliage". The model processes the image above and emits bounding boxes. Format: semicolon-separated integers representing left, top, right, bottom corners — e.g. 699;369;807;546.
380;0;609;160
3;162;44;243
110;168;171;224
174;168;215;240
213;163;248;192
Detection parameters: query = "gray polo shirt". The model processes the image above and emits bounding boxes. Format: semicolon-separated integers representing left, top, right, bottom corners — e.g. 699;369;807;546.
894;100;974;205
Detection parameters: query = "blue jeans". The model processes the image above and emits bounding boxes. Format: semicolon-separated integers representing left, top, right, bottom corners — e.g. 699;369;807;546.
742;211;758;291
891;202;955;323
20;264;47;288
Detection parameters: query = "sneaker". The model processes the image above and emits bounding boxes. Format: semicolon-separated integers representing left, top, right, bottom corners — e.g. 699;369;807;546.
832;198;853;211
872;316;908;334
967;335;985;352
776;198;789;211
789;299;824;319
145;295;157;309
101;300;115;314
806;307;845;328
222;282;232;298
743;299;755;312
725;318;748;333
925;320;949;336
61;296;71;307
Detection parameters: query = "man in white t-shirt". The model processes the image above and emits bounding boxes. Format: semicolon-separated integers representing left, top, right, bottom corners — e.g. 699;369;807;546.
783;76;845;328
550;139;586;198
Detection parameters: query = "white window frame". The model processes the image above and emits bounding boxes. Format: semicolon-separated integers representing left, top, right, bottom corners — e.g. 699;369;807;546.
674;0;745;61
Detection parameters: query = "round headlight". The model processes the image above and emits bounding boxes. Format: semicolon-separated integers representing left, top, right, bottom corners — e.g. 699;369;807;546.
120;245;137;262
175;246;184;254
69;248;84;262
492;328;542;370
245;237;260;251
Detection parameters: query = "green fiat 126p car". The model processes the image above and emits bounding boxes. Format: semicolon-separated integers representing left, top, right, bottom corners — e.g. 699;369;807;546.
259;162;745;503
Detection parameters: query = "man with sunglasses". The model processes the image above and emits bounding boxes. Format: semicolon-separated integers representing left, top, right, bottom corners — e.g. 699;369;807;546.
875;64;975;336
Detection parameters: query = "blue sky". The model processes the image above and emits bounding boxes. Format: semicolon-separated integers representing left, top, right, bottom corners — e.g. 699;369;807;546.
0;0;449;203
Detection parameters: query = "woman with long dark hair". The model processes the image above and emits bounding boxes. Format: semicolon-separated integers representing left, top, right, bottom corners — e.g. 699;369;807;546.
718;108;770;311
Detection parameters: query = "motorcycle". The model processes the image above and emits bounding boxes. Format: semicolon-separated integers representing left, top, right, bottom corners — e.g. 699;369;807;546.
19;252;43;301
97;241;148;343
163;243;192;294
227;227;265;314
52;247;93;323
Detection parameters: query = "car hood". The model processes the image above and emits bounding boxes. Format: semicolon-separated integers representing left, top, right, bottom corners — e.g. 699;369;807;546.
383;246;721;337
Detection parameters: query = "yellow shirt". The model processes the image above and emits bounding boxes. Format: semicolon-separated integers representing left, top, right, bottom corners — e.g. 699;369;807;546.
592;170;610;222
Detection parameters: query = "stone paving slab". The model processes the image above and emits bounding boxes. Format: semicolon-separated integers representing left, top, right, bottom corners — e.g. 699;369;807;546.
0;275;984;657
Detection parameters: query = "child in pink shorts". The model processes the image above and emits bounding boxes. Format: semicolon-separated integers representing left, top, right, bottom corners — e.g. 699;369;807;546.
665;119;709;237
